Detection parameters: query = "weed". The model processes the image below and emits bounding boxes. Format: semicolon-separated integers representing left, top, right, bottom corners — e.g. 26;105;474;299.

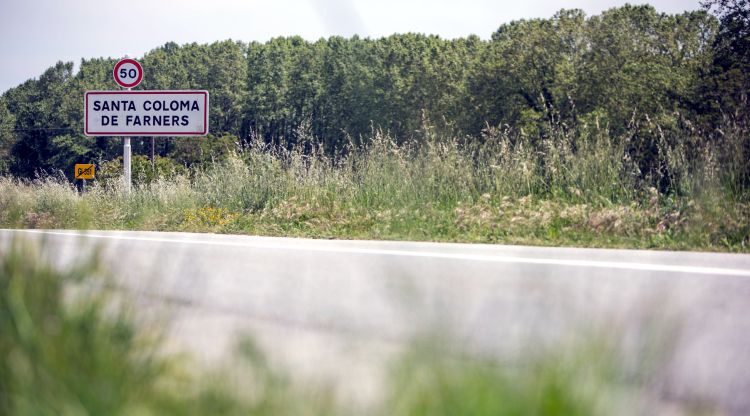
0;125;747;251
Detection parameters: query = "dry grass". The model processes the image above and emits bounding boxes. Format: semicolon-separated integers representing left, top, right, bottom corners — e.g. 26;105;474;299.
0;123;747;251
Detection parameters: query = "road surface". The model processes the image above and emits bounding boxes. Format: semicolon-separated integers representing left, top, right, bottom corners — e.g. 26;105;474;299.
1;229;750;413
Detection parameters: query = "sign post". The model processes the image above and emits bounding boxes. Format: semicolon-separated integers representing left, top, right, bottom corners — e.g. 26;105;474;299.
123;136;131;193
113;58;143;194
84;58;209;194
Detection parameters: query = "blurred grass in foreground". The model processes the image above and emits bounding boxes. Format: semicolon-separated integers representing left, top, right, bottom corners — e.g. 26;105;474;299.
0;240;718;415
0;240;337;415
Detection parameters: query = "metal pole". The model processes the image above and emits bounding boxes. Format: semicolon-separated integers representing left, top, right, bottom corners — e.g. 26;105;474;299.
151;137;155;170
123;85;132;194
123;137;131;194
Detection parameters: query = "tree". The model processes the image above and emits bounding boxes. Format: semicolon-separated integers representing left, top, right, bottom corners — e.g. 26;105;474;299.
468;10;586;136
580;6;714;130
701;0;749;118
0;98;16;174
5;62;75;177
0;4;738;184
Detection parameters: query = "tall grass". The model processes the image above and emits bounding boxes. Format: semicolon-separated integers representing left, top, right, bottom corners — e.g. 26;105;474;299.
0;120;748;250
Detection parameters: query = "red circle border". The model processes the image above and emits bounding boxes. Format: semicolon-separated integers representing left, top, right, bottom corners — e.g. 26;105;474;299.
113;58;143;89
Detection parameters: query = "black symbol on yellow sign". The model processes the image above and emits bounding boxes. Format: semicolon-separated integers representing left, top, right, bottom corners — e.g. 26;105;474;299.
75;164;95;180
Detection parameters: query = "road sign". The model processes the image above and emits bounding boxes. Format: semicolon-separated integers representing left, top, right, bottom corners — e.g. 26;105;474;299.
84;90;209;136
113;58;143;88
75;164;95;180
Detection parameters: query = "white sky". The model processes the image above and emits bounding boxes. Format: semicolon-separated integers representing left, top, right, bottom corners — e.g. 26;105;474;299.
0;0;701;93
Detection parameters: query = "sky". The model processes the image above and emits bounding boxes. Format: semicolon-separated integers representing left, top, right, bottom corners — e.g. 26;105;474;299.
0;0;702;93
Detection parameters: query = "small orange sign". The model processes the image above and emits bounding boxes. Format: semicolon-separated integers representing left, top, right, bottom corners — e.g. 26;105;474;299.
74;164;95;180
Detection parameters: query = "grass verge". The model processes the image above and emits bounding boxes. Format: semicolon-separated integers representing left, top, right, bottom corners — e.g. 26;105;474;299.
1;127;747;251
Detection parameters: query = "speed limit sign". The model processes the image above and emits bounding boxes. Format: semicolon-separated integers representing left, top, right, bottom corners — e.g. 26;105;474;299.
113;58;143;88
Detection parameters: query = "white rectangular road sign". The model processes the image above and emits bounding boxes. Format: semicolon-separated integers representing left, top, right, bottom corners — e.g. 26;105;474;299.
84;90;209;136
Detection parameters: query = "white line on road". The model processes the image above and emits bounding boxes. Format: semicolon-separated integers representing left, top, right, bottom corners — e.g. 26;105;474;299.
6;229;750;277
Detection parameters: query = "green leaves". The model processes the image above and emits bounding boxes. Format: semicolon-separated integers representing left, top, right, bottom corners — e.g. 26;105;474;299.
0;4;742;191
0;98;15;174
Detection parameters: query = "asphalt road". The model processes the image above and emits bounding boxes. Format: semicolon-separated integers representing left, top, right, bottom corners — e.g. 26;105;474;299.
2;229;750;413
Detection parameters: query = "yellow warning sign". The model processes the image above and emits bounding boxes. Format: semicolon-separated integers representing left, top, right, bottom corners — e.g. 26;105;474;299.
75;164;95;180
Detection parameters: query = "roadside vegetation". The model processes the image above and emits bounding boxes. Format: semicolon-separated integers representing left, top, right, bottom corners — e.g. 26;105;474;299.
0;239;717;415
0;1;748;251
1;118;748;251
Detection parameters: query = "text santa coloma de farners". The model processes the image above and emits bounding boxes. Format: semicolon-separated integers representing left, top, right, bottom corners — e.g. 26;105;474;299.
92;98;201;127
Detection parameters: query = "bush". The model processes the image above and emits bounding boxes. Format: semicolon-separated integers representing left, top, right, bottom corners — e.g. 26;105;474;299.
98;155;187;186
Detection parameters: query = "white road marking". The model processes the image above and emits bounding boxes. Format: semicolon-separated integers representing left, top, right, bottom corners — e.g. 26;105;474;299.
6;229;750;277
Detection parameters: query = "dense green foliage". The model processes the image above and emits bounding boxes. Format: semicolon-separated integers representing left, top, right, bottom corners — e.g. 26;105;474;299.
1;127;747;251
0;4;747;193
700;0;750;118
0;3;747;250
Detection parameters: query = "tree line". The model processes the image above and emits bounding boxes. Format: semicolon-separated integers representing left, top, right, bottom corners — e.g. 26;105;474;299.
0;3;747;190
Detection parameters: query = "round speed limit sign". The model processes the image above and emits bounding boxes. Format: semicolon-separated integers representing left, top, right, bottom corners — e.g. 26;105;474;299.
113;58;143;88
